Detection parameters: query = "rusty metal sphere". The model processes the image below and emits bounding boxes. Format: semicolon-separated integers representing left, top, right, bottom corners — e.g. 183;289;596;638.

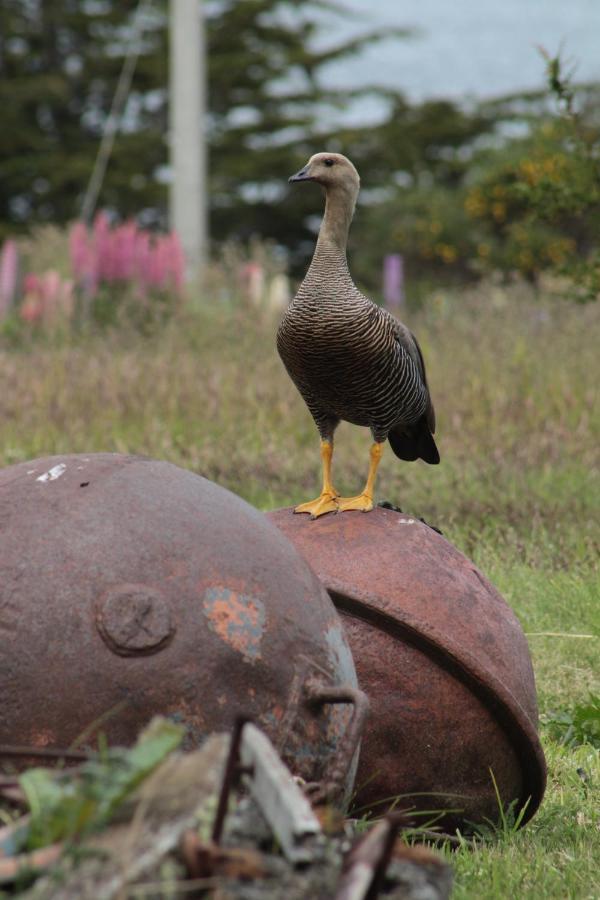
0;454;363;796
267;506;546;829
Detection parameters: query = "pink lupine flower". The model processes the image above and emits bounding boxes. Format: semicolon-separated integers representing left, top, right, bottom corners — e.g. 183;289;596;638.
93;212;112;281
68;214;186;305
20;274;44;323
116;221;138;280
152;236;170;290
20;270;76;325
0;239;19;319
134;230;152;293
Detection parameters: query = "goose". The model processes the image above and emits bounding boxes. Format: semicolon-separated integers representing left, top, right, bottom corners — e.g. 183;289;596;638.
277;152;439;518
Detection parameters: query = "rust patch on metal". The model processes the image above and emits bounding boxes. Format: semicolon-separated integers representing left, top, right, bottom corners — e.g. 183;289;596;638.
30;730;55;748
202;587;266;662
97;584;174;656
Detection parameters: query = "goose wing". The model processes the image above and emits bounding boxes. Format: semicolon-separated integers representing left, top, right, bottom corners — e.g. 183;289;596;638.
383;311;436;433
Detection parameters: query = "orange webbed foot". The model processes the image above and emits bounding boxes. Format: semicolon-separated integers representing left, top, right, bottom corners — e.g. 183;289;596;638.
294;490;339;519
336;492;374;513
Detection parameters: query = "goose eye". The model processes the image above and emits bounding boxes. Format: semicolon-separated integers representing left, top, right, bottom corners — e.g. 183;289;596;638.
324;158;335;167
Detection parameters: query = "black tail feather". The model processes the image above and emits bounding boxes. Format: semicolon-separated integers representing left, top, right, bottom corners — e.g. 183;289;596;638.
388;419;440;465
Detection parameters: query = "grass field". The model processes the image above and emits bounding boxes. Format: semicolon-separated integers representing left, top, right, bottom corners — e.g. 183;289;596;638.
1;284;598;898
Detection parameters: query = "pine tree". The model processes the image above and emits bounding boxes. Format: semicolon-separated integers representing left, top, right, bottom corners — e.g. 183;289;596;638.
0;0;167;239
0;0;401;247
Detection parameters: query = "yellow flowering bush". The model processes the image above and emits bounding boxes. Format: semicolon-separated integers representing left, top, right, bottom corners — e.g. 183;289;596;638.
463;54;600;296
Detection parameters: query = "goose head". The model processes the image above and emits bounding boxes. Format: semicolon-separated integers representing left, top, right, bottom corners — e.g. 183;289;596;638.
289;152;360;200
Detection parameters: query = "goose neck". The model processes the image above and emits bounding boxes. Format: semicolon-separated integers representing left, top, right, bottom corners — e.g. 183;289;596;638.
315;185;357;254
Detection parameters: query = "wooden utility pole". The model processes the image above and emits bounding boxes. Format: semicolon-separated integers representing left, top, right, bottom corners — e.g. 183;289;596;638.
169;0;207;278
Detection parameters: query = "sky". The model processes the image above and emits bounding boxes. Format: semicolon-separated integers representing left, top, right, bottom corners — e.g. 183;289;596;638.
312;0;600;120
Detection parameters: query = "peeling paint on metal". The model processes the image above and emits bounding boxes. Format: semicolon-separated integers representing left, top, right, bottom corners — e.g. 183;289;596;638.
203;587;266;661
36;463;66;483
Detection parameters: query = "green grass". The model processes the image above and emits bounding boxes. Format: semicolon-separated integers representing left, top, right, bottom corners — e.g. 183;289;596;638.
450;742;599;900
1;285;598;897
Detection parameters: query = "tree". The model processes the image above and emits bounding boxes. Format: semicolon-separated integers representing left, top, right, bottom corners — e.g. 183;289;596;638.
205;0;411;261
335;97;498;289
0;0;167;239
463;62;600;295
0;0;406;250
344;71;600;296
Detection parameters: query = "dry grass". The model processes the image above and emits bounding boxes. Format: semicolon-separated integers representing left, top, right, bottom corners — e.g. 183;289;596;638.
1;283;598;898
1;285;597;561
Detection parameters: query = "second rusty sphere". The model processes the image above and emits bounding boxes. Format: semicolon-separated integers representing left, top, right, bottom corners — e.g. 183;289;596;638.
267;505;546;829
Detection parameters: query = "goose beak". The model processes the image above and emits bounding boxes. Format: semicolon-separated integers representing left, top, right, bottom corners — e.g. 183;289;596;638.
288;166;313;183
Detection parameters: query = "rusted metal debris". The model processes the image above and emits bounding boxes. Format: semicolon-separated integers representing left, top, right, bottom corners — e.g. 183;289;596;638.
267;505;547;829
335;812;452;900
0;453;362;801
182;831;266;881
5;723;452;900
0;746;90;763
335;813;406;900
19;734;230;900
211;716;250;845
187;724;451;900
180;719;323;877
239;722;322;864
0;840;62;887
210;718;323;864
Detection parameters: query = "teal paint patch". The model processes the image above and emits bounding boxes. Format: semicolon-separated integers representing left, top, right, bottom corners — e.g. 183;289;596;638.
203;587;266;662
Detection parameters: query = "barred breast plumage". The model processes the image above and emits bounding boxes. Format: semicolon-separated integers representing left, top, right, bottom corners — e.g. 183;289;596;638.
277;151;439;518
278;243;431;441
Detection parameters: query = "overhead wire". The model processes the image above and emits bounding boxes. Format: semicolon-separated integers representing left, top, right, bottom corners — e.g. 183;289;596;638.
80;0;153;224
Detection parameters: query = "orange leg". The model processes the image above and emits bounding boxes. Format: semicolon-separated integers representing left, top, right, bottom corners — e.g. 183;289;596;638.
294;440;339;518
337;442;383;513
